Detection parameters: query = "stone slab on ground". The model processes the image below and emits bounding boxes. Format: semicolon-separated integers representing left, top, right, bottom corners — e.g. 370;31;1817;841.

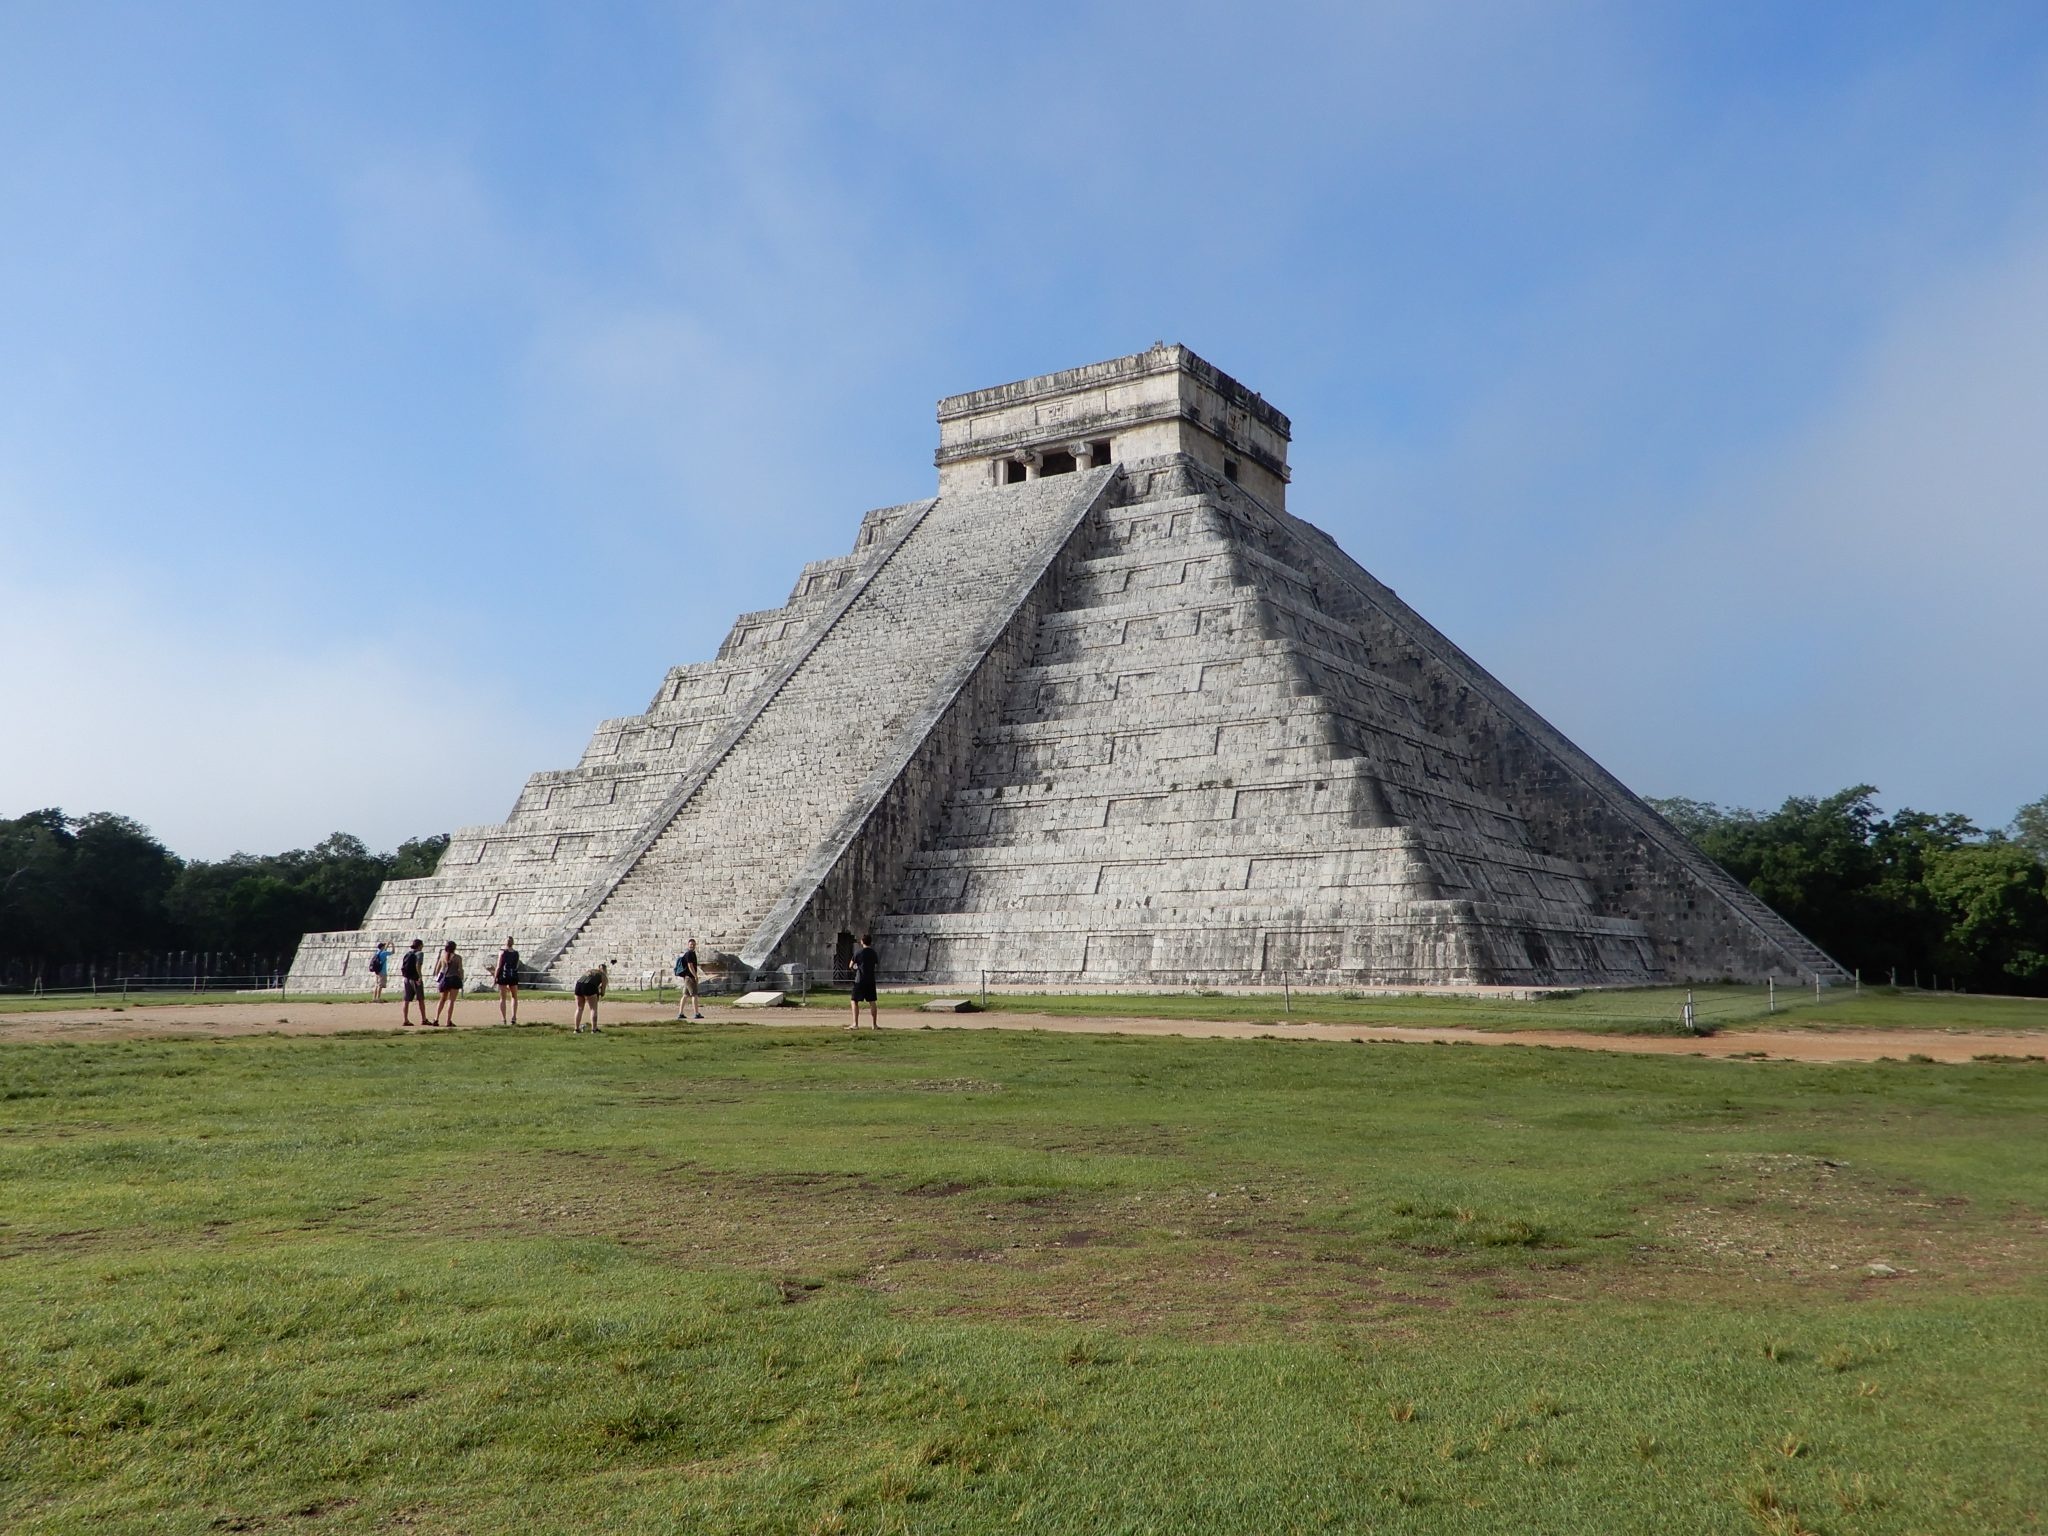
919;998;983;1013
733;990;789;1008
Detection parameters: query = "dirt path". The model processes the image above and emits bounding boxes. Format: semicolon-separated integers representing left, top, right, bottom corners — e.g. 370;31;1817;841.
1;997;2041;1062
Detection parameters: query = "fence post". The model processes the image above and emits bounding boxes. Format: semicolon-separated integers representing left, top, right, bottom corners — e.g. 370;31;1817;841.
980;968;987;1010
1283;970;1291;1014
1767;976;1775;1014
1682;990;1696;1034
1814;973;1821;1001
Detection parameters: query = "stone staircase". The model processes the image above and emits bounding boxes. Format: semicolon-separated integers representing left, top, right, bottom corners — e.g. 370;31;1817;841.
536;468;1116;983
285;499;929;990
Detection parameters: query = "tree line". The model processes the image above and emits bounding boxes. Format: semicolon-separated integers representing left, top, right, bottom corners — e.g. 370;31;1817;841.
1647;787;2048;995
0;809;447;988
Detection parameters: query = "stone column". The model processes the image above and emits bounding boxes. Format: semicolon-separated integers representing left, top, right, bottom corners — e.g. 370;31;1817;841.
1021;450;1042;482
1071;441;1096;469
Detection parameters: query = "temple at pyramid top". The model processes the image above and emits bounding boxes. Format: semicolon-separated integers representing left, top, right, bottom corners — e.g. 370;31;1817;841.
935;343;1292;509
289;345;1844;995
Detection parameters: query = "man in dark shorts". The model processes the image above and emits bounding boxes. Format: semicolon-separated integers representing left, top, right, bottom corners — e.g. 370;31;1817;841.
399;939;430;1027
573;962;610;1033
848;933;880;1030
674;939;702;1021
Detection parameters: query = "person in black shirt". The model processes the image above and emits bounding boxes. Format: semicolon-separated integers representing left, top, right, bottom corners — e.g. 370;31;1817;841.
399;939;430;1028
495;936;521;1026
674;940;702;1021
848;934;880;1030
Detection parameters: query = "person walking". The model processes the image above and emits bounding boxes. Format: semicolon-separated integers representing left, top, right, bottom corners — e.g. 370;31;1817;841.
399;939;430;1027
368;941;391;1004
432;941;464;1027
674;939;702;1020
573;961;610;1033
495;936;521;1025
848;933;880;1030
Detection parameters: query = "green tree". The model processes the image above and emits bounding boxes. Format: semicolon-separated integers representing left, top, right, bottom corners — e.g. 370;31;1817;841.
163;855;263;952
1650;786;2048;992
167;834;407;959
221;874;328;958
390;833;450;880
1681;787;1884;968
1865;808;1980;974
1924;844;2048;989
3;810;452;983
0;809;81;973
68;813;182;954
2012;794;2048;865
0;809;184;980
1644;796;1738;842
293;833;390;924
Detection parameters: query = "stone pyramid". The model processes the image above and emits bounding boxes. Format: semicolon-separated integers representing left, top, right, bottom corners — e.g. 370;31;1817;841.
289;345;1843;992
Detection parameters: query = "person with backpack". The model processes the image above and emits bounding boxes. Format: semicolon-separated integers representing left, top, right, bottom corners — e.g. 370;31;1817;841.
674;939;702;1021
432;941;465;1027
573;961;610;1033
368;941;391;1004
494;936;521;1025
399;939;430;1027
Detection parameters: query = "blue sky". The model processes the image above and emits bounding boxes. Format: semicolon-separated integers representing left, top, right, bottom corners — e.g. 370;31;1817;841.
3;1;2044;859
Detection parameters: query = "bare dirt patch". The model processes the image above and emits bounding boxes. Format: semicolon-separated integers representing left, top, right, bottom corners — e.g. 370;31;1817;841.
6;997;2043;1063
1644;1152;2045;1290
343;1152;1936;1339
351;1152;1567;1338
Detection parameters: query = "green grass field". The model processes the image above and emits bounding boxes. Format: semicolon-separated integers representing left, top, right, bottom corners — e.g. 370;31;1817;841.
3;1021;2043;1533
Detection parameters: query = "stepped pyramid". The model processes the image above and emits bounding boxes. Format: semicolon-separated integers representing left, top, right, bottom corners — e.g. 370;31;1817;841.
289;345;1843;992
